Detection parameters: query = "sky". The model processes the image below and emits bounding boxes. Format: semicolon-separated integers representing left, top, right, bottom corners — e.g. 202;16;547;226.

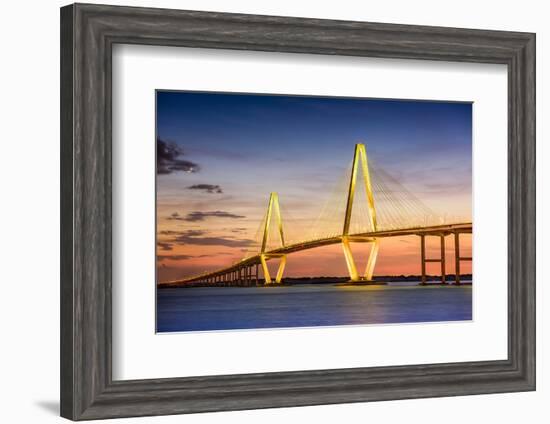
156;91;472;282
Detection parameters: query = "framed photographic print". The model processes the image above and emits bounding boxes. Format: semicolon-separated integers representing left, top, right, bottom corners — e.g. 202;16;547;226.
60;3;535;420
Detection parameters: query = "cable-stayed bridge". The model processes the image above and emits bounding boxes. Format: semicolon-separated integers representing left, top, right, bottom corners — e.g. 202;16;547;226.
167;144;472;287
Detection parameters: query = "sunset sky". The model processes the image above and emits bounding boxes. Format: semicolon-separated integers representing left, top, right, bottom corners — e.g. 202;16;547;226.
156;91;472;283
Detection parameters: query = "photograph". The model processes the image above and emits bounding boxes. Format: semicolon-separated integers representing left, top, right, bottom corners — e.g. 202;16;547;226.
155;91;473;333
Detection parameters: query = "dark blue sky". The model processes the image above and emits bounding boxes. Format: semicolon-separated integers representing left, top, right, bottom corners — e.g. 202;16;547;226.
157;91;471;165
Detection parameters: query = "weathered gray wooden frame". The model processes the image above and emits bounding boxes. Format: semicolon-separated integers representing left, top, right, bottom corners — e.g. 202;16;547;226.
60;3;536;420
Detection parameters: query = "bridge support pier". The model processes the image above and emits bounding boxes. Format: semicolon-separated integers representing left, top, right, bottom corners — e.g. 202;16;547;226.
440;235;446;284
342;237;379;282
453;232;472;285
260;253;286;284
342;238;359;281
420;234;447;285
365;240;379;281
420;235;426;284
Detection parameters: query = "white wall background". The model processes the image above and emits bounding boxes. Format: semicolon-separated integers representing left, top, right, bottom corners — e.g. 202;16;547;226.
0;0;546;423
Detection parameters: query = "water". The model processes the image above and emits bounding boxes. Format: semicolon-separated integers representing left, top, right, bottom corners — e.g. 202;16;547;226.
156;282;472;333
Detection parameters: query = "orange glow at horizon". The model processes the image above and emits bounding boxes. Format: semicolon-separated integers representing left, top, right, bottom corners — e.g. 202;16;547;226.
157;234;472;282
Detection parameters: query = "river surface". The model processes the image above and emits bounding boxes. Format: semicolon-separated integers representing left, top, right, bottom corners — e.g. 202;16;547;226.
156;282;472;333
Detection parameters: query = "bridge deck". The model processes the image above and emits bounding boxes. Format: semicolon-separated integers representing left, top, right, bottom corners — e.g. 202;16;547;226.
167;222;472;285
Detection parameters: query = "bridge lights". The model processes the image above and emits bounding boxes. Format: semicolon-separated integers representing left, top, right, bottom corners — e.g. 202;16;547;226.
341;144;379;282
260;192;287;284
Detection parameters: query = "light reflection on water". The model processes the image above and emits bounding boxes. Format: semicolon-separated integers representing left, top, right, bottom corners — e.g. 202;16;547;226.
156;282;472;333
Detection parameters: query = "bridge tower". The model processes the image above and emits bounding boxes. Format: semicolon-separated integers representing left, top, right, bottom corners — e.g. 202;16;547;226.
341;143;380;282
260;192;287;284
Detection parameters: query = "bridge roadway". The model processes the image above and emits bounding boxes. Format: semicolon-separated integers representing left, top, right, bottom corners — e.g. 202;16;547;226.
165;222;472;286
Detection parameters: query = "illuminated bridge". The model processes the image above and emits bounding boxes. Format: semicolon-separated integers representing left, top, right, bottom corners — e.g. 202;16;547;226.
167;144;472;287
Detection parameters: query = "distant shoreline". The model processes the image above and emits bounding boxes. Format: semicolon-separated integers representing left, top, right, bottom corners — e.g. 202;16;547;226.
158;274;473;289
